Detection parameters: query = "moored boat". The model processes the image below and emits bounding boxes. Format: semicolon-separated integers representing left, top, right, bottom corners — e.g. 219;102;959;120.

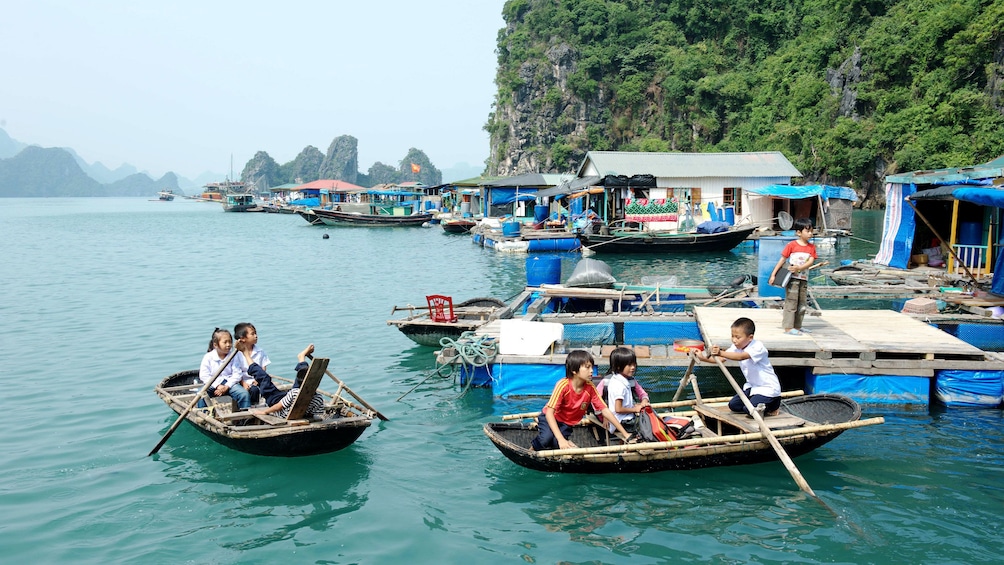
297;209;326;225
387;297;506;347
484;393;882;473
158;190;175;201
154;362;375;456
222;192;259;212
442;218;477;234
313;207;433;227
579;223;757;254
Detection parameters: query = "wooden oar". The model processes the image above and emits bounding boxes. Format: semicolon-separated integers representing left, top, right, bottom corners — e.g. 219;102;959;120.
149;347;239;456
307;354;389;421
712;356;818;497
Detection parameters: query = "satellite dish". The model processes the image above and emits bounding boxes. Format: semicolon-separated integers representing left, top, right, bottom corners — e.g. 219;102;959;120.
778;211;793;230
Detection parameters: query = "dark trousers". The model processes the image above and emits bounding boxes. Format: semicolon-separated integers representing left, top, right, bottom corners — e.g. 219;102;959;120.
728;389;781;415
246;363;286;407
531;413;574;450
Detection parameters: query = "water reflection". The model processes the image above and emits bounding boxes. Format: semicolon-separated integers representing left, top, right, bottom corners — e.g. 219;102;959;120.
159;440;372;551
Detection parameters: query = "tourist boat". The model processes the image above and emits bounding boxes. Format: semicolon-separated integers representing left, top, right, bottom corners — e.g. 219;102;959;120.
484;393;883;473
222;192;259;212
442;218;477;234
312;207;433;227
387;297;506;347
154;362;374;456
578;223;758;254
158;190;175;201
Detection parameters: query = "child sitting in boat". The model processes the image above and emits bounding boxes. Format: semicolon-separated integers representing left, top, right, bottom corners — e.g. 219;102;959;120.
531;350;633;451
248;344;324;419
695;317;782;416
233;322;270;405
198;328;251;410
595;347;650;434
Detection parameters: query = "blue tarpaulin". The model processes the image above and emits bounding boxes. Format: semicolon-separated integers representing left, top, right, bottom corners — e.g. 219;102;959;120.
746;184;858;202
876;183;917;269
490;188;539;205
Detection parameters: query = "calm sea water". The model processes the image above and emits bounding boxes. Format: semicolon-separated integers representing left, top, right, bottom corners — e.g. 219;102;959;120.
1;198;1001;564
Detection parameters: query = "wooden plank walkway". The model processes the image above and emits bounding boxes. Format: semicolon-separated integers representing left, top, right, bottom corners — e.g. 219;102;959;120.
693;307;991;374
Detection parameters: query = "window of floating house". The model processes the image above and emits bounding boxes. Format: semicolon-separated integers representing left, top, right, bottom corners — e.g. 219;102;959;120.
723;187;742;215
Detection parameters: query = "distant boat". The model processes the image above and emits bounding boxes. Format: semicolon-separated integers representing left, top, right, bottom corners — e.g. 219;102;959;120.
222;192;259;213
157;190;175;201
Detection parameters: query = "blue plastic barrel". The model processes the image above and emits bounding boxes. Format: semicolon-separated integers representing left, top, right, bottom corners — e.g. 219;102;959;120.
526;256;562;287
758;235;797;299
502;221;521;237
723;206;735;225
959;221;983;265
527;238;581;252
534;204;549;223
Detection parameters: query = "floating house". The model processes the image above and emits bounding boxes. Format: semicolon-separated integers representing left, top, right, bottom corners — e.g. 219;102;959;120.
558;151;803;231
289;179;367;208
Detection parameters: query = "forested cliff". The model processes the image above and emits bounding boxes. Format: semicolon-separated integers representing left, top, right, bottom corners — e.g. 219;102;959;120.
486;0;1004;206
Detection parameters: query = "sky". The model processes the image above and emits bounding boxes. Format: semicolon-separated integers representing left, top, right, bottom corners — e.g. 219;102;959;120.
0;1;507;180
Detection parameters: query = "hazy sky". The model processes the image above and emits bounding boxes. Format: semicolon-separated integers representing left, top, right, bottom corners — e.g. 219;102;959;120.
1;1;506;179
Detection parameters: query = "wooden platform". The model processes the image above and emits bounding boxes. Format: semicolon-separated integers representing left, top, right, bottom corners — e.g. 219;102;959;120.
693;403;805;435
694;307;995;374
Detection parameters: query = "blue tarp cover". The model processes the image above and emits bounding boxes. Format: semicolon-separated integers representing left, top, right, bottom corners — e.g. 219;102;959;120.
289;197;320;207
807;373;929;404
935;369;1003;407
952;187;1004;208
490;188;538;205
746;184;857;202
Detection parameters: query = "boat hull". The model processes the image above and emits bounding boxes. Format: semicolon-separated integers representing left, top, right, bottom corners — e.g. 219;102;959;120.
579;225;757;253
155;371;372;457
442;220;476;234
484;394;864;473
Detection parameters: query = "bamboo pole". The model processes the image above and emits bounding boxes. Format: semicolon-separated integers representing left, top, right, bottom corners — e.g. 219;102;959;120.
671;351;699;402
532;417;885;457
713;356;817;497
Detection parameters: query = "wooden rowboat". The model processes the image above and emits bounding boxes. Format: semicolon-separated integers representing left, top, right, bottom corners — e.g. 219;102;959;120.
387;297;505;347
312;208;433;227
484;394;883;473
579;224;757;254
154;366;374;457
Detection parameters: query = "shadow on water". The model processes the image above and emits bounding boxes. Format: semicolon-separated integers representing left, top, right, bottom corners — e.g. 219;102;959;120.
156;427;372;551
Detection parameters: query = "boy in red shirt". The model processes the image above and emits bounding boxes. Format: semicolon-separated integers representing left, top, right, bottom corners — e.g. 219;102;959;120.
531;350;633;450
769;217;818;335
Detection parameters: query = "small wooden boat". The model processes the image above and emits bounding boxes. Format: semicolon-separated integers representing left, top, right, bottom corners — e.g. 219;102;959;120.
484;393;883;473
313;208;433;227
442;219;477;234
154;361;374;456
388;297;505;347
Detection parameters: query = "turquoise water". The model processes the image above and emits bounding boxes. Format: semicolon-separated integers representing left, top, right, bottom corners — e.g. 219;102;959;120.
1;198;1001;564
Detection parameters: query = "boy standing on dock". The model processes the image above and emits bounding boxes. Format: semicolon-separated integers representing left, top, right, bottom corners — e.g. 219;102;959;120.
770;218;817;336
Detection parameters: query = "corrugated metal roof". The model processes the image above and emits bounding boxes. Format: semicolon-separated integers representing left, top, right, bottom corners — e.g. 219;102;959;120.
480;173;571;188
577;151;802;178
885;155;1004;184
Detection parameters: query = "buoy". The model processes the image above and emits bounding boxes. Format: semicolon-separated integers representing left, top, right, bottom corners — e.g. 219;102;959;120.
322;233;329;239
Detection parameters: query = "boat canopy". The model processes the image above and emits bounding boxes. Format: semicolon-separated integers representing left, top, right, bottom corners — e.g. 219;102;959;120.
746;184;858;202
911;185;1004;207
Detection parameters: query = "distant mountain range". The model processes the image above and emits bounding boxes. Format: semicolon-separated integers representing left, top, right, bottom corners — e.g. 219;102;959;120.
0;128;484;196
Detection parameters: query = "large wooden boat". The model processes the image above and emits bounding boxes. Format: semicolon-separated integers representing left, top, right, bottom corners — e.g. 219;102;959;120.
312;207;433;227
387;297;506;347
154;363;374;456
579;224;757;254
484;393;882;473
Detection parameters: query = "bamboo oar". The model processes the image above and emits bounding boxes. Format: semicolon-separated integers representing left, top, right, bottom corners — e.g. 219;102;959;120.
532;416;885;457
149;347;239;456
713;356;817;497
671;351;699;402
307;354;389;421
